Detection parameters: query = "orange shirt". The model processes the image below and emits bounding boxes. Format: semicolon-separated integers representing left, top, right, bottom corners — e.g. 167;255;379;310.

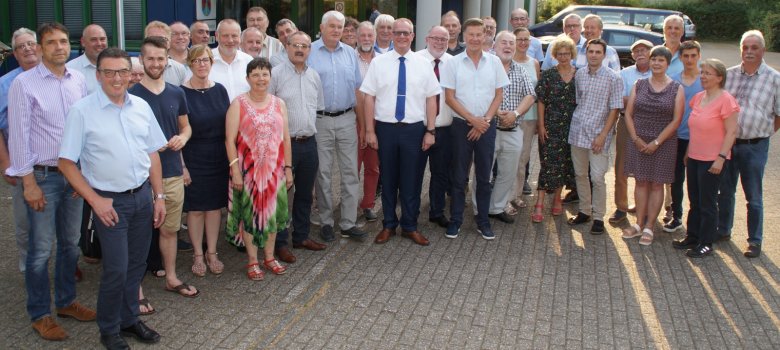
687;91;740;161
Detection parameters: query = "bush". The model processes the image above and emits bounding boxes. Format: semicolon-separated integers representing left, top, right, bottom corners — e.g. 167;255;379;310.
763;13;780;51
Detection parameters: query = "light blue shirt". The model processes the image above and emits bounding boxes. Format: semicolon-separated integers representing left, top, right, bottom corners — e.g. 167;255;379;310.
542;36;586;70
528;37;545;63
666;49;683;77
66;54;99;94
440;51;510;118
670;72;702;140
307;39;362;112
620;65;652;97
0;67;23;135
59;88;167;192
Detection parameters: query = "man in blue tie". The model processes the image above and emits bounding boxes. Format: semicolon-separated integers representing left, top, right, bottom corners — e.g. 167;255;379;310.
361;18;440;245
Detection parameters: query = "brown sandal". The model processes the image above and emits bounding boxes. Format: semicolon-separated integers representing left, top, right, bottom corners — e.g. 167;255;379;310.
191;254;206;277
206;252;224;275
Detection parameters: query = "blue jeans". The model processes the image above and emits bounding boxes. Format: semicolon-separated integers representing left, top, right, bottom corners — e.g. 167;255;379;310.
25;169;83;321
422;125;452;220
12;181;30;272
449;118;496;229
376;121;425;231
686;159;721;245
718;138;768;244
277;137;319;248
94;182;153;335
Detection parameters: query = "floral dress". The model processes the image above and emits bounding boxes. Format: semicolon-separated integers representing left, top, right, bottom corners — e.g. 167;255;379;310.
226;94;288;248
535;68;576;190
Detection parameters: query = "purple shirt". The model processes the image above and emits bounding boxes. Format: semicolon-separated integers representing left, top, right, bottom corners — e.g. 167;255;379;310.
6;64;87;176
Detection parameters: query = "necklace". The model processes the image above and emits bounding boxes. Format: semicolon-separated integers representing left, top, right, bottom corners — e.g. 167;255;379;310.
188;79;212;93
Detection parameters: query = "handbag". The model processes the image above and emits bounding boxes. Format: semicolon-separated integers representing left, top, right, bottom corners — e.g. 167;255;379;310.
78;203;102;259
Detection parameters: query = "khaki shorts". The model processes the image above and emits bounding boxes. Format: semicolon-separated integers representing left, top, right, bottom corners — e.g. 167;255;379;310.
161;176;184;232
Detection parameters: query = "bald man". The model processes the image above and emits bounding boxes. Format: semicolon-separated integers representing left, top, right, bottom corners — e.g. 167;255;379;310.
66;24;108;93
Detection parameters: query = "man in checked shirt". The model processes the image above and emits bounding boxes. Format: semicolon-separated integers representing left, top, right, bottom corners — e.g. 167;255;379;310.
486;31;536;224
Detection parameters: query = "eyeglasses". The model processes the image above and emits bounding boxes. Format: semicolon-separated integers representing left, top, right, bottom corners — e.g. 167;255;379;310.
556;51;572;57
290;43;311;49
392;31;412;37
427;36;448;43
190;57;211;65
99;69;131;78
14;41;37;51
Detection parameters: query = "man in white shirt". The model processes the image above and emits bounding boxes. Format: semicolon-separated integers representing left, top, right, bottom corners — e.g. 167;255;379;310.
246;6;284;61
416;25;453;229
66;24;107;93
209;19;253;102
361;18;439;246
578;14;621;71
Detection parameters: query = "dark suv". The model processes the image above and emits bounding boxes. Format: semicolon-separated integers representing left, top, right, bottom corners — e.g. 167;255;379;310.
531;5;692;40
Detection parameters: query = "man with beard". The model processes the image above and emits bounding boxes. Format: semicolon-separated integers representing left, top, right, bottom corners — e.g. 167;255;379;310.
66;24;107;93
362;18;439;246
144;21;188;86
269;31;326;263
416;25;453;229
129;36;198;298
356;20;380;223
209;19;253;101
1;27;41;274
486;31;536;223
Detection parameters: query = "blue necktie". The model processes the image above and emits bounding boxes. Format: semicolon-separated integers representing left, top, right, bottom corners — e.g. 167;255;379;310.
395;56;406;122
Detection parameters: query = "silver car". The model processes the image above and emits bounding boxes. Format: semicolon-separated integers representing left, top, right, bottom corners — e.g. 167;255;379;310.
683;15;696;40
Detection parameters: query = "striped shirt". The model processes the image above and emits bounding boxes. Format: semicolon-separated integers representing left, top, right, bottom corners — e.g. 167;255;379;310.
6;64;86;177
269;61;324;137
725;62;780;139
499;60;536;128
569;65;623;149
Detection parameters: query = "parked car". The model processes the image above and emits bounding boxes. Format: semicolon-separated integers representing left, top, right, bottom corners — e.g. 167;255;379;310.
683;14;696;40
539;25;665;68
531;5;694;40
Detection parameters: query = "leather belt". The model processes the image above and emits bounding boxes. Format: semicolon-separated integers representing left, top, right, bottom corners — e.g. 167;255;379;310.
33;165;60;173
497;128;517;132
316;107;353;117
292;135;313;143
734;137;766;145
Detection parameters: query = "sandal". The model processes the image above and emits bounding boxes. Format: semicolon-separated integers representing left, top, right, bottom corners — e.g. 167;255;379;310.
149;269;166;278
206;252;224;275
531;204;544;223
138;298;155;316
191;254;206;277
622;224;642;239
263;258;287;275
504;205;518;216
510;199;527;209
551;198;563;216
164;282;200;298
639;228;654;246
246;263;265;281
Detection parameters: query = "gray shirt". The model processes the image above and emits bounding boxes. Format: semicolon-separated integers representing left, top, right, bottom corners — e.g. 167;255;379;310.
269;60;324;137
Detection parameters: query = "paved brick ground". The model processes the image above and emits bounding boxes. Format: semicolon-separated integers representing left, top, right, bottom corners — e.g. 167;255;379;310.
1;43;779;349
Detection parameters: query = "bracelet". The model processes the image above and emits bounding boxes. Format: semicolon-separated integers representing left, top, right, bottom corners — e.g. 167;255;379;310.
718;153;727;160
284;165;293;170
229;158;239;167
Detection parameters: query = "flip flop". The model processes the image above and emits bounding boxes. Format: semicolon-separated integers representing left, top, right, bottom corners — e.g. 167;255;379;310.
165;283;200;298
138;298;155;316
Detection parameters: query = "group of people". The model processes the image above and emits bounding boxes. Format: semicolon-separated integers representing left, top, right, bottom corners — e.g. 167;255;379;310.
0;5;778;349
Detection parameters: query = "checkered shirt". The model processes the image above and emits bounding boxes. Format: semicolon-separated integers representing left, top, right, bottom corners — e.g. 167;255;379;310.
568;66;624;149
499;61;536;128
725;62;780;139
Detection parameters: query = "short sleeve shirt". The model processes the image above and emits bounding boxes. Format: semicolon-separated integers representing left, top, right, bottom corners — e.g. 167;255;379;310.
569;66;623;149
687;91;740;161
440;51;510;118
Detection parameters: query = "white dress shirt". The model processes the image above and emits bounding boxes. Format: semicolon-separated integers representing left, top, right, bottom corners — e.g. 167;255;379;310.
416;48;454;127
208;48;254;102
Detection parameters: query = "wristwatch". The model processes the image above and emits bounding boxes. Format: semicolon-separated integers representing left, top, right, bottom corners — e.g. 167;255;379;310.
513;110;521;118
426;128;436;136
653;139;660;146
154;193;166;201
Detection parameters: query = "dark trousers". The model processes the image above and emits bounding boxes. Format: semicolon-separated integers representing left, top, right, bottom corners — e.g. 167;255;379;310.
376;120;425;231
686;159;721;245
422;125;452;219
717;138;768;244
450;118;496;229
670;139;689;221
277;137;319;248
94;182;153;335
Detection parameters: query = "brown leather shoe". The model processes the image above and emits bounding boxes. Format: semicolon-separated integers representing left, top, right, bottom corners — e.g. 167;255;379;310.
292;239;326;251
374;228;396;244
56;301;96;322
32;316;68;341
401;230;430;246
276;247;297;264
